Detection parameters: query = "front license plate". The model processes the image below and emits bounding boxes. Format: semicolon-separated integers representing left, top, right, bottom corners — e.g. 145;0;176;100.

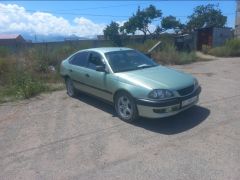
182;96;198;107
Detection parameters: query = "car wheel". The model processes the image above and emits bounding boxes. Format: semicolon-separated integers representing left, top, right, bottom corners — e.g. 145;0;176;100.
115;92;138;123
65;78;76;97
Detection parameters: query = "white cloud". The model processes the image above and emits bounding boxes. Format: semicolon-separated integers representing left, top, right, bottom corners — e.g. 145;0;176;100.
73;17;105;36
0;3;106;37
116;20;127;27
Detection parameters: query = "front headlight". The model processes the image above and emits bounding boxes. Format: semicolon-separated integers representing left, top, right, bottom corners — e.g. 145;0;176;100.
194;78;199;88
148;89;174;100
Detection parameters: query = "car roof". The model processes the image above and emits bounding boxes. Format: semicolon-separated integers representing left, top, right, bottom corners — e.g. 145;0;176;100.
80;47;133;54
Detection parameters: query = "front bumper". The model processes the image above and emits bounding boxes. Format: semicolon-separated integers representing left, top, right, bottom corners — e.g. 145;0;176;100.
136;86;201;118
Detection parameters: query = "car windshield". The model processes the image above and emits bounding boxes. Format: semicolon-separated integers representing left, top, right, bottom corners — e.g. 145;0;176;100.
105;50;158;73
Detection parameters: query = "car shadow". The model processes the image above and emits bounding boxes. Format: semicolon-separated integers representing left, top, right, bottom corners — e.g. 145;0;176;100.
74;92;117;116
132;105;210;135
74;93;210;135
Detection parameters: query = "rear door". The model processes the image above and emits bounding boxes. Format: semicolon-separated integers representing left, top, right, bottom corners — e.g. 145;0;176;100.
68;51;89;92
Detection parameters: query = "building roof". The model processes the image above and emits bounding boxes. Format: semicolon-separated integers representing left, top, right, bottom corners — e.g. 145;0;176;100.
0;34;21;40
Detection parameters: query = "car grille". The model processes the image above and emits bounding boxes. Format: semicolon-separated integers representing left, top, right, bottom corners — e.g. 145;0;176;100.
177;85;194;96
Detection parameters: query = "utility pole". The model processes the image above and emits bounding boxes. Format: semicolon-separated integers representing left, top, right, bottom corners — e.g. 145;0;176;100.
236;0;240;38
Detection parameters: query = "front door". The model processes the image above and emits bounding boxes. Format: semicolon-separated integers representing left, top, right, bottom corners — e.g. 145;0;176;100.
84;51;112;101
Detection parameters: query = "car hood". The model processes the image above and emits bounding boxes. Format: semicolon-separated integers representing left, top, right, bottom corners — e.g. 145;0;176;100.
115;65;194;90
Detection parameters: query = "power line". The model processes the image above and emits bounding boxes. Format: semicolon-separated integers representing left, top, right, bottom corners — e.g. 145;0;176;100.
0;9;129;18
0;8;234;19
58;2;152;11
0;2;154;18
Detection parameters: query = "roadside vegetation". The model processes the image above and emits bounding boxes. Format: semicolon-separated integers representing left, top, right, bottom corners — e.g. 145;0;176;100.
151;44;197;65
0;39;199;103
0;46;66;103
207;39;240;57
127;39;198;65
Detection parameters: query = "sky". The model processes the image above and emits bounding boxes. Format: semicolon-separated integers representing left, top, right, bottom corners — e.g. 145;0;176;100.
0;1;236;38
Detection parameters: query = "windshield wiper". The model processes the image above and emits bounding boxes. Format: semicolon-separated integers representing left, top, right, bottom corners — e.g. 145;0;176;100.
115;65;157;73
116;68;138;72
137;64;155;69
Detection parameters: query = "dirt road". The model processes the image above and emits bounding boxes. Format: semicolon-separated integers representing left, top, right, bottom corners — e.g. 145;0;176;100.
0;57;240;180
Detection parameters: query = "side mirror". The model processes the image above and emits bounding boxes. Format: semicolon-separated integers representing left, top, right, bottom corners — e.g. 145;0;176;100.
96;65;106;72
145;53;152;58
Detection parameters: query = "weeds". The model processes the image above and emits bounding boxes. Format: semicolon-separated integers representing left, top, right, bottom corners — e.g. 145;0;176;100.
0;47;64;102
13;71;48;98
151;43;197;65
208;39;240;57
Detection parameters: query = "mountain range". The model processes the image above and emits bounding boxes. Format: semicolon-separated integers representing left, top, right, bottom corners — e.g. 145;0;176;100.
21;33;97;43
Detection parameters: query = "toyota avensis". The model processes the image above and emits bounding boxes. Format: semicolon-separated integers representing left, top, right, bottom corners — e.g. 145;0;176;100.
60;47;201;122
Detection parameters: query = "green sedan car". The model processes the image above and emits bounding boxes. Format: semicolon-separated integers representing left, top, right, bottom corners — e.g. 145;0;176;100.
60;47;201;122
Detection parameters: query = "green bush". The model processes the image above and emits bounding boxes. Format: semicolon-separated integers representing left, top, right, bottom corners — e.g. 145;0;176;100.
209;39;240;57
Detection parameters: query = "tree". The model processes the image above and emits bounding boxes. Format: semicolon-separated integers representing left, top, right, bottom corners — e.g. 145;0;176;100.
103;21;122;46
187;4;227;31
153;25;163;38
161;15;181;30
121;5;162;40
120;20;136;35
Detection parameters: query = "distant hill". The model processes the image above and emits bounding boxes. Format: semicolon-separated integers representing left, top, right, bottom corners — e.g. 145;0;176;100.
21;34;97;43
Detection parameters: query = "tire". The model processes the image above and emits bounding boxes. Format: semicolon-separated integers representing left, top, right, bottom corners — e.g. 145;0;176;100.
65;78;76;97
114;92;138;123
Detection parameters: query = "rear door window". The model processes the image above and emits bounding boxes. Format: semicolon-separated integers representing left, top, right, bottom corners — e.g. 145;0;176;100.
69;51;89;67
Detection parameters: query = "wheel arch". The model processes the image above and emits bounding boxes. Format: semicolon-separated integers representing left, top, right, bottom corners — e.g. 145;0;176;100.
113;88;139;122
113;89;134;103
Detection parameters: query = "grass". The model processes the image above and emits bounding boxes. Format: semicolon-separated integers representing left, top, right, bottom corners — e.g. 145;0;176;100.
208;39;240;57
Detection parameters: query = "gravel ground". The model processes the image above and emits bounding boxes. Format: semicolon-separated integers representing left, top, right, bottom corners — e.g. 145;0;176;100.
0;57;240;180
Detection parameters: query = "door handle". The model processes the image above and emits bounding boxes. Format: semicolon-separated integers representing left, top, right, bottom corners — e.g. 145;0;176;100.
85;74;90;78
